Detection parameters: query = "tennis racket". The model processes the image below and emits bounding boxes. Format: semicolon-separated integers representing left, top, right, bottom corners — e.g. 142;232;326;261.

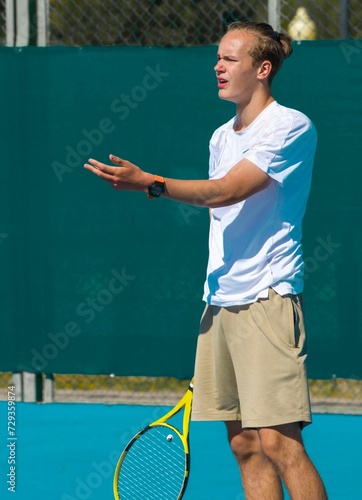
113;379;194;500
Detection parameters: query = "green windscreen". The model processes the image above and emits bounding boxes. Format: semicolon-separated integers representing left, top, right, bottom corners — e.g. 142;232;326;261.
0;41;361;379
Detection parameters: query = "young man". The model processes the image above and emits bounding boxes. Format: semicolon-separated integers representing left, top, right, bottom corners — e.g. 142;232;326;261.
85;21;327;500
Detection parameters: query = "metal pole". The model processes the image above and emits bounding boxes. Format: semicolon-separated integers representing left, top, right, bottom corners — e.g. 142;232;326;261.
28;0;37;45
37;0;49;46
6;0;49;46
15;0;30;46
268;0;281;32
22;372;37;402
6;0;29;46
339;0;349;38
6;0;16;46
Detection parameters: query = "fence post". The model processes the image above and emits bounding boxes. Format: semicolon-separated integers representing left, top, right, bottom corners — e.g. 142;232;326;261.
5;0;49;46
12;373;23;401
339;0;350;38
43;373;54;402
36;0;49;45
268;0;281;31
11;372;44;402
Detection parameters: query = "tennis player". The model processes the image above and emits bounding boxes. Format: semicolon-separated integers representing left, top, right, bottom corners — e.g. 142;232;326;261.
85;21;327;500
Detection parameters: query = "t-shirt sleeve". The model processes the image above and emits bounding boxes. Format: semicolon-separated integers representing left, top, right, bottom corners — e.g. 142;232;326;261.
244;114;317;185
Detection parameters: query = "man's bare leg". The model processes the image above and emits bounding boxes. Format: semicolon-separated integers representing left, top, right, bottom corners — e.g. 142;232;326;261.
226;421;283;500
258;423;328;500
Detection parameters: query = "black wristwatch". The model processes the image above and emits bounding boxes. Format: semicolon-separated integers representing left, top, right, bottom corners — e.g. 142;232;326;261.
147;175;165;199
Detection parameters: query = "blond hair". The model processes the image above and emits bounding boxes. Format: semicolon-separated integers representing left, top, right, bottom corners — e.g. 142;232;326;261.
227;21;293;84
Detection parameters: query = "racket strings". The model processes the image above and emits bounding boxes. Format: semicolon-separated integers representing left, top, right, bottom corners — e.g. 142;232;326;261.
117;425;187;499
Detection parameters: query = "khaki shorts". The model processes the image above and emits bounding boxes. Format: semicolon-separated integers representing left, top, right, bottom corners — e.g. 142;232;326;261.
192;288;312;428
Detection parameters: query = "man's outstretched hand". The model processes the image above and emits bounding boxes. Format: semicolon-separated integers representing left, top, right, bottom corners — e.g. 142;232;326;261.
84;154;153;192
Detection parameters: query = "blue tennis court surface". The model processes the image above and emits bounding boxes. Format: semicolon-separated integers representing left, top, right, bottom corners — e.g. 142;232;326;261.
1;401;361;499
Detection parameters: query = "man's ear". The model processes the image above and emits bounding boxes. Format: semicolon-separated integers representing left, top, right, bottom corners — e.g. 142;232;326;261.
257;60;272;81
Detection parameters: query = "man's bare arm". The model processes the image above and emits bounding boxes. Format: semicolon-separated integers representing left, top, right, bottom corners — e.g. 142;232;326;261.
84;154;271;208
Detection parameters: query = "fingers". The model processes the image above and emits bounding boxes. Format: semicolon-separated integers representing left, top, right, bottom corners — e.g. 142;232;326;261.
83;155;131;190
86;158;117;174
109;154;123;165
83;160;116;183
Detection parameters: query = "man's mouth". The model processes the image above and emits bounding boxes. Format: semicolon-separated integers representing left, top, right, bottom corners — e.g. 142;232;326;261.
217;78;228;88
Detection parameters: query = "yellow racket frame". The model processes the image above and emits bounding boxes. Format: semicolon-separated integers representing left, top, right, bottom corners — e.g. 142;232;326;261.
113;379;194;500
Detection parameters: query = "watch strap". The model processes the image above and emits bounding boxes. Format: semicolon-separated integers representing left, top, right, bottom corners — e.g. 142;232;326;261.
154;175;165;184
147;175;165;199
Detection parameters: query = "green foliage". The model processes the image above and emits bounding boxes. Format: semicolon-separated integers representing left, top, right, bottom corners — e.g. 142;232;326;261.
48;0;266;46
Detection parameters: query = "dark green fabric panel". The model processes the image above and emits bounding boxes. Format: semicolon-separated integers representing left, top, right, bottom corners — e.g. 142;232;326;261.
0;41;360;378
273;40;362;379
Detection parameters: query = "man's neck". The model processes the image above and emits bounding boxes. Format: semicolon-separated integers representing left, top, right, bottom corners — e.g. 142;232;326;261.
234;93;275;132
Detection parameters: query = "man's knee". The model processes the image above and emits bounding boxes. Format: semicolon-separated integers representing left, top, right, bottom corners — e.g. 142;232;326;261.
258;423;304;466
225;422;261;461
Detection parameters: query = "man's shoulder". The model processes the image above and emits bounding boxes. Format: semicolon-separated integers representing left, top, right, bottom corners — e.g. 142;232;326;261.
262;103;317;147
272;102;315;129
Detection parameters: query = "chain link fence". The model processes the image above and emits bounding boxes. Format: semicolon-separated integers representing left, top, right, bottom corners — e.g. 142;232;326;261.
280;0;362;40
0;0;361;46
49;0;268;46
0;2;5;42
0;372;361;413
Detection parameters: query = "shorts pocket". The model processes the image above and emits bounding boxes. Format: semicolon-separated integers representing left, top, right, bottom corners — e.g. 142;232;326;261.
287;295;302;348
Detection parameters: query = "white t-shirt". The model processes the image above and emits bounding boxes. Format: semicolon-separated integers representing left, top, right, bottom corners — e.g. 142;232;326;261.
203;101;317;306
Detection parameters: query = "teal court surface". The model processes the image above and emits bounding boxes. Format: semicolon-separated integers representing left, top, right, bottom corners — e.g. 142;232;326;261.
1;401;361;499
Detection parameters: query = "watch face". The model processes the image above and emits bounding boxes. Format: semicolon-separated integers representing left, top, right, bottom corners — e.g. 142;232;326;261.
152;185;163;196
149;181;165;198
